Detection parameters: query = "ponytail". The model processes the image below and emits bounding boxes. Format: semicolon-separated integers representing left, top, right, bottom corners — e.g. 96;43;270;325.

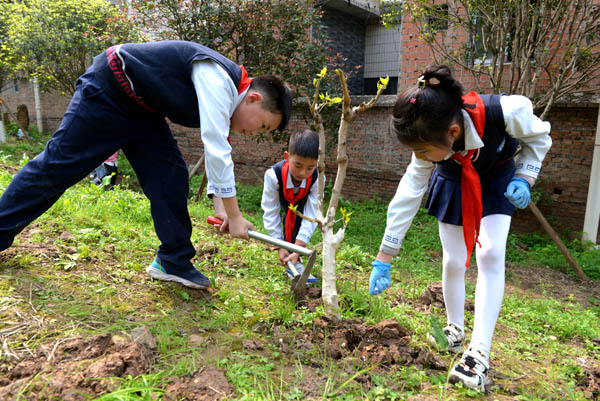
391;65;464;149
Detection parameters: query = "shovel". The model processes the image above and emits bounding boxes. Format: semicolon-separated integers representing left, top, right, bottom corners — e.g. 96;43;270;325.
206;216;316;303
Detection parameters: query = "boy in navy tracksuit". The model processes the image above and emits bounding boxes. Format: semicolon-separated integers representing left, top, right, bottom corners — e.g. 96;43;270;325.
0;40;293;290
261;130;320;283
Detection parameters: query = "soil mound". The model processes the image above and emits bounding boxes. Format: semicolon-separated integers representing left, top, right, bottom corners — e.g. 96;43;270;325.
309;316;447;370
1;333;153;401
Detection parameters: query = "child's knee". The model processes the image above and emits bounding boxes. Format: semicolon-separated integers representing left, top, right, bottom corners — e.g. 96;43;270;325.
476;246;504;273
443;254;466;276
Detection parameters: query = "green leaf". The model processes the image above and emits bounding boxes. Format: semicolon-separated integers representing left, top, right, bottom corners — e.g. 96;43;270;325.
429;315;448;351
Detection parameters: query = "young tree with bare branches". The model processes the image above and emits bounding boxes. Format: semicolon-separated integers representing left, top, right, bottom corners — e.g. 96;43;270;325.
297;68;388;318
386;0;600;120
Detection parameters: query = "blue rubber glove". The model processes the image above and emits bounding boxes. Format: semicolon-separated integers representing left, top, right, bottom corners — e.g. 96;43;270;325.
504;177;531;209
369;260;391;295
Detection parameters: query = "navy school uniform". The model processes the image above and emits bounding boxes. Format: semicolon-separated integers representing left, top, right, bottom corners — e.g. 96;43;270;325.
0;41;249;272
425;95;518;225
272;160;318;243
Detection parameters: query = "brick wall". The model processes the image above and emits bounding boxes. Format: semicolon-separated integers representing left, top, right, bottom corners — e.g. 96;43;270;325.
398;3;600;95
2;82;599;241
1;79;70;133
514;105;600;240
170;97;600;241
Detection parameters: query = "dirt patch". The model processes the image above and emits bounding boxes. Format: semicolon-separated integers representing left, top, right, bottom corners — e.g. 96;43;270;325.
0;334;153;401
504;262;600;309
581;364;600;400
164;367;234;401
295;365;326;399
0;163;19;176
305;286;323;312
270;288;447;370
303;317;447;370
0;222;61;262
418;281;474;312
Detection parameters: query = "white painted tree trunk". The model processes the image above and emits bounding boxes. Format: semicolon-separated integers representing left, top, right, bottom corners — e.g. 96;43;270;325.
321;224;344;318
33;78;43;133
0;119;5;143
308;69;387;319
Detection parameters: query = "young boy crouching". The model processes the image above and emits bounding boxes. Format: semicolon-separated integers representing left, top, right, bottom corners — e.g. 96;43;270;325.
261;130;320;283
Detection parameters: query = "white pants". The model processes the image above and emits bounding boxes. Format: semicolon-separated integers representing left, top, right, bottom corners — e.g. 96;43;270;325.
438;214;511;359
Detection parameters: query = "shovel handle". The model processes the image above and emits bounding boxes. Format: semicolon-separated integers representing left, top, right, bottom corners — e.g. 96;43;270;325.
287;261;300;277
207;216;226;227
206;216;312;256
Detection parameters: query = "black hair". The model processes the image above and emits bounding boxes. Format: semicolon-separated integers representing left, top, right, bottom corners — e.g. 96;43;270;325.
390;65;465;149
289;129;319;160
249;75;293;131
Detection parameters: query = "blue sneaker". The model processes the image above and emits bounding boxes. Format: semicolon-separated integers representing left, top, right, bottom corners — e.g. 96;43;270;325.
146;257;210;289
285;261;318;284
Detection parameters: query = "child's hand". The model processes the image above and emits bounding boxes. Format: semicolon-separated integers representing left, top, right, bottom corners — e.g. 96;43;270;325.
215;215;229;231
214;211;228;221
227;215;254;239
369;260;391;295
278;248;290;264
284;252;300;266
504;177;531;209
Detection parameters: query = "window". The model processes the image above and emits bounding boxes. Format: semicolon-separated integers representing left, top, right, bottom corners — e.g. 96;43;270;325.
470;10;521;66
364;77;397;95
363;24;401;95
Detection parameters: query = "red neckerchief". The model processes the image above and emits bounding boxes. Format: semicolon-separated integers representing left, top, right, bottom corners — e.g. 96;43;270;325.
237;66;252;95
453;91;485;268
281;161;313;242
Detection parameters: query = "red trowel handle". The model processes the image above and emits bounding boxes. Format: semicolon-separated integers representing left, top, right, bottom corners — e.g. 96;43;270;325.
206;216;312;256
207;215;226;228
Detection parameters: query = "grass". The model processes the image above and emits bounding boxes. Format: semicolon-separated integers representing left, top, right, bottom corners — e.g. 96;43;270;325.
1;129;599;400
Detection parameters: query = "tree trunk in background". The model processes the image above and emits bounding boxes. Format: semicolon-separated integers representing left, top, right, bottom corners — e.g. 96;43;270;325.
33;78;43;133
0;119;5;143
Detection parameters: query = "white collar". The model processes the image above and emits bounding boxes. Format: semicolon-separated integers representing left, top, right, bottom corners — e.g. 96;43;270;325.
442;110;485;160
286;168;307;189
460;109;485;151
233;86;249;112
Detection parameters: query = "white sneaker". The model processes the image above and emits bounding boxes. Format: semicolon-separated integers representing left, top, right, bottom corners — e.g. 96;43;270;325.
427;323;464;353
449;348;490;392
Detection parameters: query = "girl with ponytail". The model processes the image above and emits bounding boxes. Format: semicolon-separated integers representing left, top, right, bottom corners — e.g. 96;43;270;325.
369;65;552;392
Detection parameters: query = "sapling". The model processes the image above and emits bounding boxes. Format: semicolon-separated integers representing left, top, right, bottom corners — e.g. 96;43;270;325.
295;67;388;318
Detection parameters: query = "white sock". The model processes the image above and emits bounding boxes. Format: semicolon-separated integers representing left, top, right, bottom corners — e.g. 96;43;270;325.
469;214;511;359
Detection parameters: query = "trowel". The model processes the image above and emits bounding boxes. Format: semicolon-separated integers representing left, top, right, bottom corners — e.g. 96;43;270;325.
206;216;316;303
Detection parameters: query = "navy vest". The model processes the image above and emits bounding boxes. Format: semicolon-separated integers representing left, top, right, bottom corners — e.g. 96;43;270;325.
435;94;518;180
92;40;245;127
272;160;318;243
